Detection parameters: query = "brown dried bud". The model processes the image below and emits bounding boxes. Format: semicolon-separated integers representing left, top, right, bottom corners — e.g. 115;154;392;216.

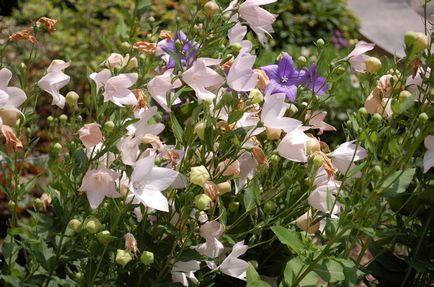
132;89;147;110
222;58;234;71
204;181;219;202
124;233;138;256
133;41;156;55
1;125;23;151
251;146;269;168
36;17;57;33
9;29;37;44
165;150;180;168
255;69;270;90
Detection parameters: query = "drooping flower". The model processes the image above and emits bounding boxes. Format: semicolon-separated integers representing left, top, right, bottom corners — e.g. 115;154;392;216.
182;58;224;101
262;53;308;102
423;135;434;173
277;126;312;162
261;90;301;133
78;123;103;149
79;167;121;209
405;67;431;102
305;64;328;96
239;0;277;45
305;110;336;135
0;68;27;124
147;68;182;111
227;40;258;92
195;221;225;258
344;41;375;73
228;21;247;45
36;17;57;33
172;260;201;286
364;74;393;117
127;153;178;212
159;31;199;69
38;60;70;108
90;69;138;107
218;241;249;280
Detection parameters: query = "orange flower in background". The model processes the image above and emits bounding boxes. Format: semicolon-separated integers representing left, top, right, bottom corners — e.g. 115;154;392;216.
9;29;37;44
36;17;58;33
133;41;156;55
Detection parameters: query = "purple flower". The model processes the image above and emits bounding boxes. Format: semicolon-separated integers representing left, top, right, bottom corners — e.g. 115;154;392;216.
261;53;308;102
161;31;199;69
306;64;328;96
332;30;349;49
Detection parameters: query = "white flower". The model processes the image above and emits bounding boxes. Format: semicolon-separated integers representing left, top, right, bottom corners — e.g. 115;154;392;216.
344;41;375;73
79;167;120;209
405;67;431;102
148;68;182;111
261;91;301;133
38;60;70;108
90;69;138;107
228;21;247;45
330;141;367;175
305;110;336;135
128;153;178;212
0;68;27;125
227;40;258;92
239;0;277;45
423;135;434;173
172;260;201;286
105;53;129;69
218;241;249;280
195;221;225;258
182;58;224;102
78;123;103;149
277;126;311;162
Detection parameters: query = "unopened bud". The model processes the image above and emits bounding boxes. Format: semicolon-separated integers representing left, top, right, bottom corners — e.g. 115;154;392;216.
249;88;263;104
66;91;79;109
312;154;324;168
47;116;54;123
52;143;62;153
263;201;276;214
217;181;231;195
358;107;368;116
194;194;212;210
96;230;112;245
297;56;307;66
194;122;206;140
120;42;131;53
365;57;382;73
140;251;154;265
126;57;138;70
231;43;242;53
316;38;325;47
104;121;115;132
266;127;281;140
372;113;383;123
306;137;320;155
204;1;219;16
68;219;82;232
404;31;429;53
419;112;429;123
59;114;68;124
190;165;210;187
229;201;239;213
84;218;102;234
399;90;413;102
116;249;132;267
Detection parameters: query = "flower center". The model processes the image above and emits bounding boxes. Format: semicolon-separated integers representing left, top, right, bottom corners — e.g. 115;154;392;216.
281;76;288;83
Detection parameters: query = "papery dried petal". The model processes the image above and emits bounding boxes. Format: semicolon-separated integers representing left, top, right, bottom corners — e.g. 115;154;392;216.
9;29;37;44
132;89;147;111
251;146;269;168
1;125;23;150
124;233;138;255
36;17;57;32
133;41;157;54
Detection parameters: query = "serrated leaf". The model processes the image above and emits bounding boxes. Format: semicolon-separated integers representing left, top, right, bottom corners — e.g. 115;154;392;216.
381;168;415;197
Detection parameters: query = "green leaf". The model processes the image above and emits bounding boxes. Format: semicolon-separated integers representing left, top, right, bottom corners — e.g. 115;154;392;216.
284;257;321;287
244;180;259;210
334;258;364;287
136;0;151;15
246;263;271;287
228;110;245;124
381;168;415;197
314;258;345;282
170;114;184;145
271;226;304;255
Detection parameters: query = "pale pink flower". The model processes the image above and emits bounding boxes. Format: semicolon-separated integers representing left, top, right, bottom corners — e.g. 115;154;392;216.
227;40;258;92
308;182;341;215
0;68;27;120
195;221;225;258
330;141;367;175
261;91;301;133
228;22;247;44
90;69;138;107
218;241;249;280
424;135;434;173
406;67;431;102
148;68;182;111
78;123;103;149
127;153;179;212
105;53;129;69
238;151;258;189
182;58;224;102
277;126;311;162
344;41;375;73
306;110;336;135
79;167;120;209
172;260;201;286
38;60;70;108
239;0;277;45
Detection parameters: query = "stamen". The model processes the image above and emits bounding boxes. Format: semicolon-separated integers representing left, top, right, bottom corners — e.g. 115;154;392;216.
281;76;288;83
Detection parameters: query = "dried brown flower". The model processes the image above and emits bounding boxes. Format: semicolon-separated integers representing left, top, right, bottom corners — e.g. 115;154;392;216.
133;41;156;55
1;125;23;151
160;30;174;39
9;29;37;44
36;17;58;33
255;69;270;90
251;146;269;168
132;89;147;110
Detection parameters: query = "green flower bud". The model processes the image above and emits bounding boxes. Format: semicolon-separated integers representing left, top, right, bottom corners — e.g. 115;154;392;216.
249;88;264;104
399;90;413;102
263;201;276;214
76;272;83;281
52;143;62;153
229;201;239;213
231;43;242;53
47;116;54;123
104;121;115;132
8;200;16;211
190;165;210;187
270;154;280;166
59;114;68;124
418;112;429;123
312;154;324;169
194;122;206;140
316;38;325;47
373;165;382;177
66;91;79;109
204;1;219;16
365;57;382;73
68;219;82;232
372;113;383;123
404;31;429;53
19;62;27;70
84;218;102;234
116;249;132;267
296;56;307;66
96;230;112;245
33;198;43;209
336;66;346;76
140;251;154;265
194;194;212;210
358;107;368;116
120;42;131;53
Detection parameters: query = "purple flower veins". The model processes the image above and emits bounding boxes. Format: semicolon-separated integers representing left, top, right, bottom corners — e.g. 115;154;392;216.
162;31;199;69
